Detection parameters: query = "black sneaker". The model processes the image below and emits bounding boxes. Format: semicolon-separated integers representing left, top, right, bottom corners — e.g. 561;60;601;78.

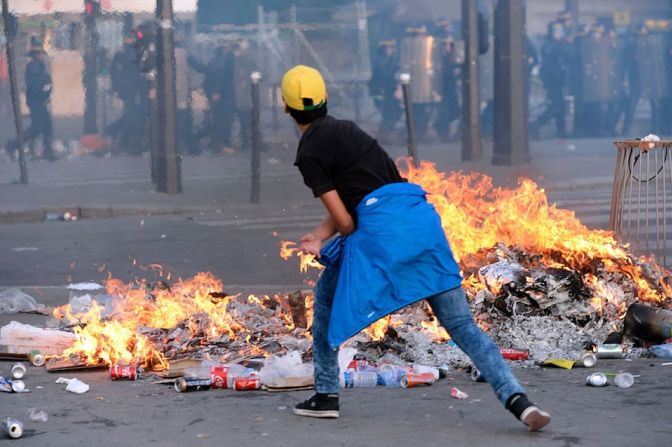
293;393;339;419
507;393;551;432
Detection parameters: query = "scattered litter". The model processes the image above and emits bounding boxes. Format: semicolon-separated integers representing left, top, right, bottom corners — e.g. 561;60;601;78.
259;351;313;388
277;406;287;410
11;247;39;252
11;363;26;379
624;303;672;344
67;282;103;291
586;373;608;387
0;289;47;315
0;377;28;393
2;418;23;439
401;372;435;388
26;409;48;422
649;343;672;359
614;372;635;389
0;321;76;355
174;377;211;392
55;377;90;394
450;387;469;400
540;359;574;369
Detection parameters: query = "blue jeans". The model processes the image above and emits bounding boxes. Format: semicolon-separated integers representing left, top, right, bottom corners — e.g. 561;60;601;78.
312;263;526;405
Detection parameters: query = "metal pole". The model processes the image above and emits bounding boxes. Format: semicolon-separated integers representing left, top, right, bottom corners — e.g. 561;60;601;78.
461;0;481;161
492;0;528;165
155;0;182;194
149;75;159;184
83;0;100;134
2;0;28;184
251;71;262;204
400;73;418;166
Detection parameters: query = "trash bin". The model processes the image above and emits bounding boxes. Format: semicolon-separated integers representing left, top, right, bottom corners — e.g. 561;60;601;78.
610;140;672;265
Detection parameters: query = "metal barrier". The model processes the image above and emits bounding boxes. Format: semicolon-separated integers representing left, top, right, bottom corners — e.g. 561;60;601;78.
610;140;672;265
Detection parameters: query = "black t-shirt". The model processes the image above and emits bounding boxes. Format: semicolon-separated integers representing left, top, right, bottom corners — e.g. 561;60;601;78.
294;115;405;216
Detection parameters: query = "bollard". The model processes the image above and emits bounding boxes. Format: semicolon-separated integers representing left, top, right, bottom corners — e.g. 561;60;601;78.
250;71;262;204
399;73;418;167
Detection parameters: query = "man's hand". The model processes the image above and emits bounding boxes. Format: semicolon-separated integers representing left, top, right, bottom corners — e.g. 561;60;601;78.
299;232;322;257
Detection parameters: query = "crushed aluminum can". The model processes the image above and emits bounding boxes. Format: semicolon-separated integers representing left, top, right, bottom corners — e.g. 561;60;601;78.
594;343;624;359
450;387;469;400
10;380;26;393
174;377;212;393
0;377;26;393
109;365;138;380
400;372;435;388
576;352;597;368
586;373;609;387
210;366;230;389
27;350;45;367
500;348;530;361
470;367;486;382
11;363;26;380
2;418;23;439
233;376;261;391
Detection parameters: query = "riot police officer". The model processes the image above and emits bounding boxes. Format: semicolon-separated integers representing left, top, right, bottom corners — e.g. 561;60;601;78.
436;36;460;142
23;45;54;161
369;39;401;139
531;22;569;139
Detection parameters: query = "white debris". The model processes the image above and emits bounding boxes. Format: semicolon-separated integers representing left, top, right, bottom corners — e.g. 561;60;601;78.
0;289;46;314
67;282;103;291
55;377;90;394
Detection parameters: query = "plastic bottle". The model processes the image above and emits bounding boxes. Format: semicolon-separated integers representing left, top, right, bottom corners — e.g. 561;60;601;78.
614;372;635;389
341;370;378;388
377;365;406;387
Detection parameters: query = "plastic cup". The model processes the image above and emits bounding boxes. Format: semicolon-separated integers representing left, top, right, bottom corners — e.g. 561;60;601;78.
614;372;635;389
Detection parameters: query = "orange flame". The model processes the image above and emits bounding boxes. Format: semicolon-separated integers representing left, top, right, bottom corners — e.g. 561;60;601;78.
280;241;323;273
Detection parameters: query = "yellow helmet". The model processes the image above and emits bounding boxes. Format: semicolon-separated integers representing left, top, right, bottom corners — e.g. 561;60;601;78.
281;65;327;111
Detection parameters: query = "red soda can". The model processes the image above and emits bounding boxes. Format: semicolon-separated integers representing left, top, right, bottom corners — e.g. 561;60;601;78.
499;348;529;361
210;366;229;389
109;365;138;380
233;376;261;391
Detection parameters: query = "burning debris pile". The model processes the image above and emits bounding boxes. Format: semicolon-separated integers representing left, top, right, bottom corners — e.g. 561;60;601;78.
5;160;672;373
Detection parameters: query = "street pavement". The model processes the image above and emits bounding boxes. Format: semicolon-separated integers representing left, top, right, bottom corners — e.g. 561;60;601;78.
2;137;672;446
0;137;623;288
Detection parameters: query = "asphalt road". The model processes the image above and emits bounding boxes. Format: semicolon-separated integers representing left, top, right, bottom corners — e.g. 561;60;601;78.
0;185;620;289
0;208;326;289
0;350;670;447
